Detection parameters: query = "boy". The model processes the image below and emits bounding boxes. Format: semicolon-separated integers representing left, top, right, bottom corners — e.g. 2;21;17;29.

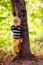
11;16;23;61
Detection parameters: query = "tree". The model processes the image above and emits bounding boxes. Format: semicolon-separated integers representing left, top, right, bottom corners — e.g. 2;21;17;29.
10;0;35;59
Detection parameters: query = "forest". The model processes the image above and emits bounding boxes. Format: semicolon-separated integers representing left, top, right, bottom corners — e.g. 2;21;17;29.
0;0;43;64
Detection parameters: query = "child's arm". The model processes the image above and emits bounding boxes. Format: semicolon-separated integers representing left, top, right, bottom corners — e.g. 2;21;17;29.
20;26;23;43
11;25;15;31
21;26;23;38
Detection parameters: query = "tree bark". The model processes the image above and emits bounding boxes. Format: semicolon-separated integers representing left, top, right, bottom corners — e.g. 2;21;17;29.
10;0;32;59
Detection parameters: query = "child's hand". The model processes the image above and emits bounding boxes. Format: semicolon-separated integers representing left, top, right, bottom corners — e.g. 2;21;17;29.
20;38;23;43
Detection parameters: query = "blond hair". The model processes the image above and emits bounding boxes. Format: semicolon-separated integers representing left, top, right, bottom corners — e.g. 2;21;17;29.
13;16;21;22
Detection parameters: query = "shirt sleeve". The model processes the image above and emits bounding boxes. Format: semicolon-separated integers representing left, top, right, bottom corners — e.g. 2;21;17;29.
20;26;23;38
11;25;15;31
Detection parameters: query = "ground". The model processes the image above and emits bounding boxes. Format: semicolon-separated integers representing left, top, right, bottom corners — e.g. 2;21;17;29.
0;55;43;65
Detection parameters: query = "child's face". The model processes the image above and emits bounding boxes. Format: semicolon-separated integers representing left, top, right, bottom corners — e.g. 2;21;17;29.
14;21;21;26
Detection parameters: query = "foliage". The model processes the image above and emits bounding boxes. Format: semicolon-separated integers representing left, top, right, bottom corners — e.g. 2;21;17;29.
25;0;43;55
0;0;13;52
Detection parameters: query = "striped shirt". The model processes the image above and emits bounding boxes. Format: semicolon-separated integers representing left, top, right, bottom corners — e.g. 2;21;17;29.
11;25;23;38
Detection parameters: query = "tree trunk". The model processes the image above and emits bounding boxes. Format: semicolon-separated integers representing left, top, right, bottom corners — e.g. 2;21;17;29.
10;0;32;59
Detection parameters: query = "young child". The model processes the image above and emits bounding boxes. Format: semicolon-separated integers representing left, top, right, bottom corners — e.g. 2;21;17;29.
11;16;23;61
